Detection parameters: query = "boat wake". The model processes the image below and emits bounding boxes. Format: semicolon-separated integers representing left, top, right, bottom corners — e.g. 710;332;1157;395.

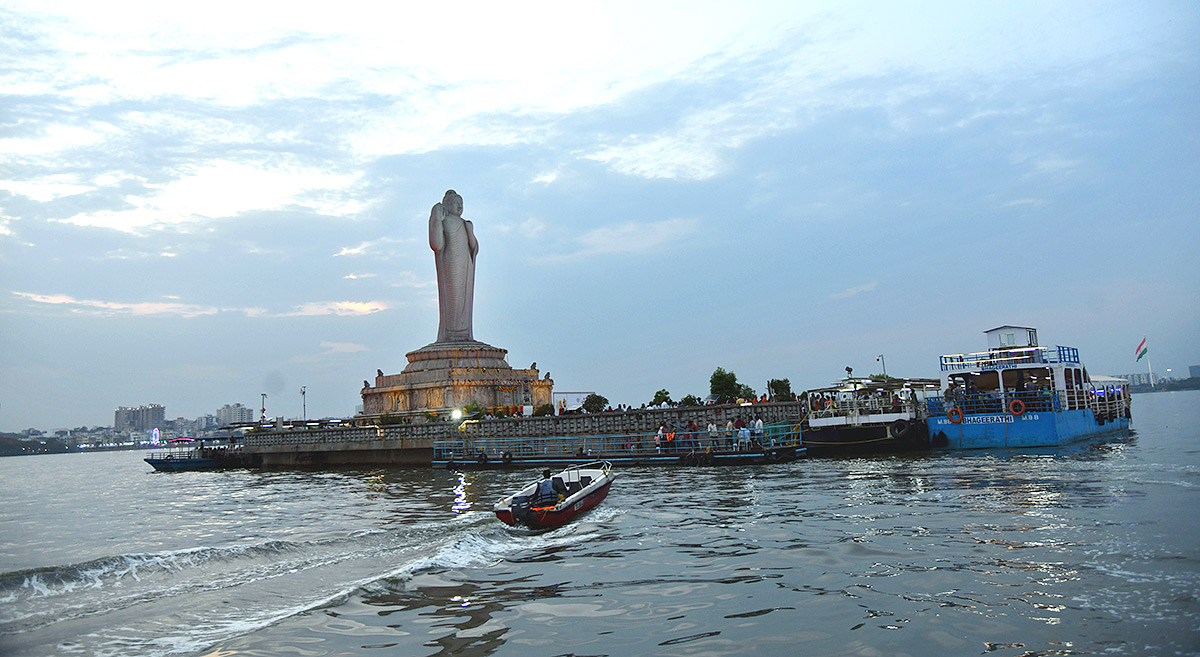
0;511;602;657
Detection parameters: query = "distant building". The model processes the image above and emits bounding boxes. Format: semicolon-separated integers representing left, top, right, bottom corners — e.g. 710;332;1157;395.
195;414;219;431
1116;373;1153;386
1190;365;1200;379
216;403;255;427
114;404;165;433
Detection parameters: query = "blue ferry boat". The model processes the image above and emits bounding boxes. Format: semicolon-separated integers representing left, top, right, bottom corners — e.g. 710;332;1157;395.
926;326;1131;449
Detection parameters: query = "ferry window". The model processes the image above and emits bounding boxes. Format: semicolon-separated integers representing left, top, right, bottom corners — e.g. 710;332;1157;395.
972;371;999;392
1004;368;1049;391
1065;369;1074;389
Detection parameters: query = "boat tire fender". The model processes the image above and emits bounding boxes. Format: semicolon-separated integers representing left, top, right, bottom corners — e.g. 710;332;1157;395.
477;451;488;464
502;451;513;464
1009;399;1025;416
948;407;964;424
891;419;909;437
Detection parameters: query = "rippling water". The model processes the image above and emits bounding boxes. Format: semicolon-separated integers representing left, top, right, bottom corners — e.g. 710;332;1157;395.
2;391;1198;657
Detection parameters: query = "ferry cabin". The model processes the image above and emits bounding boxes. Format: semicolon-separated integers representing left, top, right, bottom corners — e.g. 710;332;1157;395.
802;377;941;453
926;326;1130;449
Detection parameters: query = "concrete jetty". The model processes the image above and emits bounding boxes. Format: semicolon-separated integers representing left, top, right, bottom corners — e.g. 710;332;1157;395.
243;401;802;467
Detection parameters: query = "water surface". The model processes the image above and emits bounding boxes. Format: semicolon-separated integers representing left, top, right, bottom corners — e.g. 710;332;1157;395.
2;391;1198;656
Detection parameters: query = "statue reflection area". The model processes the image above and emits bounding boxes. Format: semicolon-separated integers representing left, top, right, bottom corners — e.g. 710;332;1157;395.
361;189;553;420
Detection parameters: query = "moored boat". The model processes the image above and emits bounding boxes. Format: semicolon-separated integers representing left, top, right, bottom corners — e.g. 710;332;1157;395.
926;326;1131;449
144;436;257;471
801;376;941;455
494;460;616;529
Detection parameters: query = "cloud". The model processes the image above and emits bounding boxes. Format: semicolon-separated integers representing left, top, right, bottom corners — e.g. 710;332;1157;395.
830;281;877;299
291;340;371;364
52;160;363;232
388;271;434;289
334;237;409;258
1004;198;1045;208
13;292;388;318
539;218;699;263
13;291;220;318
318;341;368;354
279;301;388;317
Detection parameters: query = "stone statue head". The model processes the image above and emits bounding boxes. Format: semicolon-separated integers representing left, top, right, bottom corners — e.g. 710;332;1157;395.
442;189;463;216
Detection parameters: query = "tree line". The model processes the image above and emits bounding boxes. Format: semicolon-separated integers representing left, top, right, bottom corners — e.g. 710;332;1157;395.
580;367;796;413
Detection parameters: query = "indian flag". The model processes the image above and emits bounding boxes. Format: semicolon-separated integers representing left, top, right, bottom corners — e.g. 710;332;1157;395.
1135;336;1148;361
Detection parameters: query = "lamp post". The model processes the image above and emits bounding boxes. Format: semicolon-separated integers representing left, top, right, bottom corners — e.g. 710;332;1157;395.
877;354;887;379
260;393;267;422
300;386;307;421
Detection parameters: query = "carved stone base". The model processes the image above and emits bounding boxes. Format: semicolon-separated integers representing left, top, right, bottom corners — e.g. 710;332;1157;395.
362;340;553;418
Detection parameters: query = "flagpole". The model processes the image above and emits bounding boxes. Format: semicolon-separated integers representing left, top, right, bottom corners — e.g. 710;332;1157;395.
1148;354;1155;387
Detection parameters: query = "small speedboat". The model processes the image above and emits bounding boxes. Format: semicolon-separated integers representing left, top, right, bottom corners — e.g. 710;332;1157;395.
494;461;616;529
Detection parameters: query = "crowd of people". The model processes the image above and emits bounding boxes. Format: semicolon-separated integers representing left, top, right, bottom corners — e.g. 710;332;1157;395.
649;415;768;453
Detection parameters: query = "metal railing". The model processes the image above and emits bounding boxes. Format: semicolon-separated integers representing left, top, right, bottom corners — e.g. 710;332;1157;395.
927;387;1129;418
927;389;1060;416
434;423;802;461
939;345;1080;372
806;397;925;421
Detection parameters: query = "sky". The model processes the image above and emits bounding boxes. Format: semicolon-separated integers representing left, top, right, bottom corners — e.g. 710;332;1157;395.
1;1;1198;431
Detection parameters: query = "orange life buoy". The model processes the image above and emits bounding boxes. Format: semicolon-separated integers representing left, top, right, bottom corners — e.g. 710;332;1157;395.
948;407;963;424
1009;399;1025;415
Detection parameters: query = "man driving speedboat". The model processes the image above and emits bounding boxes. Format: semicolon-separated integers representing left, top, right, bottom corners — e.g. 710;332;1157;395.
533;469;568;507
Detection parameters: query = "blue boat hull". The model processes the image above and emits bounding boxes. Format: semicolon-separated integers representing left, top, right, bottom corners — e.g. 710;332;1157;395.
928;408;1129;450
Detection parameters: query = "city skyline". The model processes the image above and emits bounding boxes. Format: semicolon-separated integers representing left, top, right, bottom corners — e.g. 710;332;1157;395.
2;1;1198;431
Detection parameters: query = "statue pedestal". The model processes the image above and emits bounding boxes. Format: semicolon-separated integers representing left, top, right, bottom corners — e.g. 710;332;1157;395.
362;340;553;418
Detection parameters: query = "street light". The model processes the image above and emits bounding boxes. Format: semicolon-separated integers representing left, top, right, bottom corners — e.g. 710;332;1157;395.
877;354;887;379
300;386;307;420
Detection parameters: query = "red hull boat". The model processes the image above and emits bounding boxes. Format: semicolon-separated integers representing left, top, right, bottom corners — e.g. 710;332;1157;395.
494;461;616;529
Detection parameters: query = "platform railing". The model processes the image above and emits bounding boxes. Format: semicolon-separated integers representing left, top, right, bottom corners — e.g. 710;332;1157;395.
433;423;802;461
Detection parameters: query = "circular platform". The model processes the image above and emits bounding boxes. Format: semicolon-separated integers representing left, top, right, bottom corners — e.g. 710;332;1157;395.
402;340;511;374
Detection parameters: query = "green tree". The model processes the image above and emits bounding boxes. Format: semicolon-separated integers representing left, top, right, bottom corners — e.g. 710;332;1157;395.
679;394;701;407
710;367;741;403
651;389;673;406
768;378;795;401
582;393;608;413
738;384;756;400
533;404;555;417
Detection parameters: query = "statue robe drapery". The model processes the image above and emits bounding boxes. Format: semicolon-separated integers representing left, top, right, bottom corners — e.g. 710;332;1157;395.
430;199;477;342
